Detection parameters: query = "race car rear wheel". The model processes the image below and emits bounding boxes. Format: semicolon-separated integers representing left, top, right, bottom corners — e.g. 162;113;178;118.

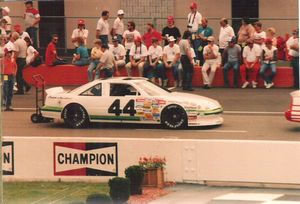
161;105;187;129
62;104;89;128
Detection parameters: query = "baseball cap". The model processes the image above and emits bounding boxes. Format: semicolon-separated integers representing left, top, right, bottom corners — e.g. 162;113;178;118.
117;9;124;15
167;16;174;22
134;36;142;43
2;6;10;14
228;36;236;43
207;36;215;42
168;36;176;42
265;38;273;44
77;19;85;25
190;2;197;9
112;36;118;42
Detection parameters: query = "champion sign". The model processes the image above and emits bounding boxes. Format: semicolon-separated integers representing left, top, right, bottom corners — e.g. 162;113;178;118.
54;142;118;176
2;141;14;175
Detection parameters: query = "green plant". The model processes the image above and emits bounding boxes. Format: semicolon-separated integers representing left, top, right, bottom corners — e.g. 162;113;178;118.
86;193;112;204
108;177;130;204
125;165;144;195
139;156;166;169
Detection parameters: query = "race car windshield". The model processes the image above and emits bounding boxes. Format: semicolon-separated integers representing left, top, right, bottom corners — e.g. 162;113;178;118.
135;81;171;96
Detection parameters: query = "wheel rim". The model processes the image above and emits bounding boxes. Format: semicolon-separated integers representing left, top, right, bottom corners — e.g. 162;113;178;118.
163;106;186;128
64;105;86;127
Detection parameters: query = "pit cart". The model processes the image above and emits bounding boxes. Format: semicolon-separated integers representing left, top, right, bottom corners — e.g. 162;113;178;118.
30;74;52;123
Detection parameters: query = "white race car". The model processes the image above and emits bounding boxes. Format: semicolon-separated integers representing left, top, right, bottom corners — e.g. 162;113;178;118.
285;90;300;123
40;77;223;129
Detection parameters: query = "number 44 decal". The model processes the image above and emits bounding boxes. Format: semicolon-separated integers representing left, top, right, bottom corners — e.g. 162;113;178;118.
108;99;137;116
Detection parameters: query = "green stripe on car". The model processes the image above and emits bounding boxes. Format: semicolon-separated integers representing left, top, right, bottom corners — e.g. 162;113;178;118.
41;106;62;112
90;115;141;121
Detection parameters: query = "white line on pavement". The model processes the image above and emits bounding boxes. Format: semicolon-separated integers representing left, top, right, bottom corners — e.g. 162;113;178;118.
197;130;247;133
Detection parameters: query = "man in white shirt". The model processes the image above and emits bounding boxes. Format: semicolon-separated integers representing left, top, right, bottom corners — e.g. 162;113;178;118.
96;10;109;45
202;36;219;89
187;2;202;60
12;32;31;94
218;18;235;54
112;10;124;44
96;44;115;78
253;21;266;47
122;21;141;63
144;38;164;85
109;36;126;75
71;19;89;49
240;39;261;88
163;36;181;87
13;24;30;40
125;36;147;77
2;6;12;35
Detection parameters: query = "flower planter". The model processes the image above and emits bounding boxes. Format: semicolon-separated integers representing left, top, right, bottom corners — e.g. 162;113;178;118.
142;168;164;188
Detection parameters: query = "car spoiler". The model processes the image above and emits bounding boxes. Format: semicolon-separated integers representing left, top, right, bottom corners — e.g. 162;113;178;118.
45;87;65;95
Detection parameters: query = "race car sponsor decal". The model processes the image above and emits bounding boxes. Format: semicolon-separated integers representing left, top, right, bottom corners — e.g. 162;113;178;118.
54;142;118;176
135;98;165;121
2;141;14;175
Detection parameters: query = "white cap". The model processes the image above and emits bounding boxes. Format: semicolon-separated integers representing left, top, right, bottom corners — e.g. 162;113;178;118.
168;36;176;42
117;10;124;15
2;6;10;14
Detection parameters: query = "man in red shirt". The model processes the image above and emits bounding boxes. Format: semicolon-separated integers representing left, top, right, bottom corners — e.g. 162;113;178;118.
2;48;17;111
24;1;40;48
45;34;67;66
142;23;162;48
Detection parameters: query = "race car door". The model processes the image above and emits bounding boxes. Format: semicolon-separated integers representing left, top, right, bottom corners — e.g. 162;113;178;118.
99;82;140;122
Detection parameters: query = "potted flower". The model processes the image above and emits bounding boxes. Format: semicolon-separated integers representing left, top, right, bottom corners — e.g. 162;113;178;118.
139;156;166;188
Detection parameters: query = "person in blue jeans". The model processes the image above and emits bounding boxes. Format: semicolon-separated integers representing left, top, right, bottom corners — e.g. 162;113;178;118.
87;39;103;81
260;38;278;89
162;36;182;87
222;37;242;88
72;37;89;66
2;48;17;111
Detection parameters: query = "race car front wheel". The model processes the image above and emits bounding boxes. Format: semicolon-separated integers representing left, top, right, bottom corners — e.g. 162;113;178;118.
62;104;89;128
161;105;187;129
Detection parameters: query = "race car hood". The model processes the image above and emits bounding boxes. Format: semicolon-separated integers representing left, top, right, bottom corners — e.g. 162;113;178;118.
167;92;222;110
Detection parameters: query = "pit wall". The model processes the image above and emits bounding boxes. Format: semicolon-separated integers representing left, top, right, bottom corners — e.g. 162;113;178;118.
2;136;300;186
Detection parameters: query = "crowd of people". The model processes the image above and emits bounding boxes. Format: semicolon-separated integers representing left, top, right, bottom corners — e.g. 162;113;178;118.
0;1;299;111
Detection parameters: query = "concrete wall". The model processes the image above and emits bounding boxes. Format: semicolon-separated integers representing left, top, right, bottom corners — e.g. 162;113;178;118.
3;136;300;186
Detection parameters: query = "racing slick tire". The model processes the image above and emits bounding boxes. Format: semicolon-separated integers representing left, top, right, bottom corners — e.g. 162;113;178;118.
62;104;89;128
161;104;187;129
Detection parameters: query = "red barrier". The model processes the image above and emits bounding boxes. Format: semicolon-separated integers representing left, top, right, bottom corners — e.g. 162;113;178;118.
23;64;294;88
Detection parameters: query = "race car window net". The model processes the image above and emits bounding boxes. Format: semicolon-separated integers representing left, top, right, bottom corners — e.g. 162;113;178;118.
110;83;140;96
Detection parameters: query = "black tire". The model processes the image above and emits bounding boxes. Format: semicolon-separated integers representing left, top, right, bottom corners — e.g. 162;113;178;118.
161;105;187;129
31;113;40;123
62;104;89;128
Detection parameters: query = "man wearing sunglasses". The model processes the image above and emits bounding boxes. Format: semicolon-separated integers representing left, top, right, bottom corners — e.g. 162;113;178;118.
45;34;67;66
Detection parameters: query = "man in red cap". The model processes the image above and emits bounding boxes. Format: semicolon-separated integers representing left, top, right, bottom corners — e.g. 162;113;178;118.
187;2;202;60
125;36;148;77
161;16;181;46
14;24;30;40
71;19;89;49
